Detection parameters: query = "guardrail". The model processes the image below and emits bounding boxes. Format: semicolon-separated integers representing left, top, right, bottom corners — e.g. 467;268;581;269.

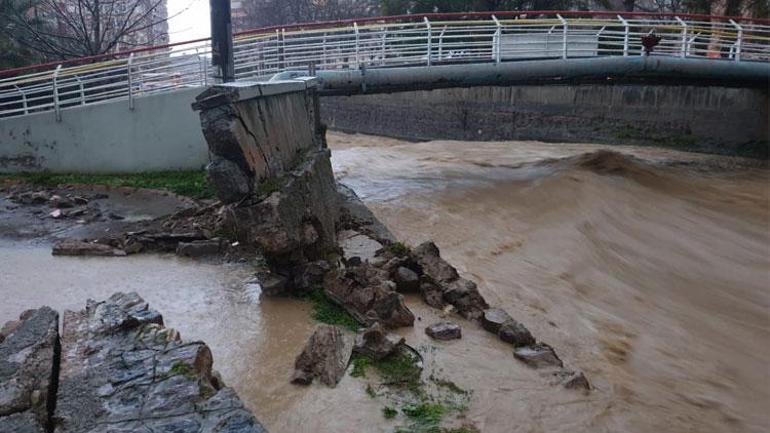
1;11;768;119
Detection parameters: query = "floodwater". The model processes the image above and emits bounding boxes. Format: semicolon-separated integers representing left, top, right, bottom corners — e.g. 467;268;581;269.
1;131;768;433
330;132;770;433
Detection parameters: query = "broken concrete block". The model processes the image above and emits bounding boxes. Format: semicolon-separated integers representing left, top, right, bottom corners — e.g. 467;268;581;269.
353;322;404;360
498;319;536;347
425;322;462;340
482;308;513;334
514;343;564;369
292;324;353;387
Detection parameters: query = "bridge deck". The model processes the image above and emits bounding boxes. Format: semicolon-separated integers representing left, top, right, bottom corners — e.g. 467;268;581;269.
0;11;768;119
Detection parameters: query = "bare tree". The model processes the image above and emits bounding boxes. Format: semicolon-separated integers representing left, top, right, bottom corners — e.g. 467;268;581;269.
235;0;379;31
0;0;169;60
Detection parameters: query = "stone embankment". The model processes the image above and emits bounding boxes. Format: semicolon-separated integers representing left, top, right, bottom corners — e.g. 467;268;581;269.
0;293;267;433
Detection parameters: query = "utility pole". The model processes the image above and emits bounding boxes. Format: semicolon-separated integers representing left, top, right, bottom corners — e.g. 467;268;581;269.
210;0;235;83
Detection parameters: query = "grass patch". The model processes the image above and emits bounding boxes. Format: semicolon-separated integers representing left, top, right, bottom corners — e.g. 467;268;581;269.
350;349;423;394
402;403;447;424
383;406;398;419
430;377;467;395
386;241;411;257
444;427;479;433
350;354;370;378
1;170;214;199
169;361;194;378
366;384;377;398
301;287;360;332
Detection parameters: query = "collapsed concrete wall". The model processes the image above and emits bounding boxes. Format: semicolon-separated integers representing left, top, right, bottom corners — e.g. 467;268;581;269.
321;84;769;157
193;80;339;283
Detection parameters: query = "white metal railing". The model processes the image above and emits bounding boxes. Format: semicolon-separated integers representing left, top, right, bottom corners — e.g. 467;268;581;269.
1;12;768;119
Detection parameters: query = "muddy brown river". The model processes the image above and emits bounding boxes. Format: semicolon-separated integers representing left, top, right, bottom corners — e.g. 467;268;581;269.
1;131;768;433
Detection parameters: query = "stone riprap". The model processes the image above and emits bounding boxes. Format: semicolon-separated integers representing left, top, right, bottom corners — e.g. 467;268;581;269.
0;308;59;433
54;292;266;433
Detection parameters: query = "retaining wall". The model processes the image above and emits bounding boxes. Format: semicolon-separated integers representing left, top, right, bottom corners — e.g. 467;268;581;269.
0;88;209;173
321;84;769;156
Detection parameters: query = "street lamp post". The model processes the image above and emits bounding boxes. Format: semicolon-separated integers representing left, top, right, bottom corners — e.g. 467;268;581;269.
210;0;235;83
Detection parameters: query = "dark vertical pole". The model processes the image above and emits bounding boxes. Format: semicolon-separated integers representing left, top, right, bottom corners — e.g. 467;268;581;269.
210;0;235;83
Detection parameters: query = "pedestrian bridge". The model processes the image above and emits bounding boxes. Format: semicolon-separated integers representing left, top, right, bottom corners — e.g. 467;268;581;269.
1;10;768;119
0;11;768;174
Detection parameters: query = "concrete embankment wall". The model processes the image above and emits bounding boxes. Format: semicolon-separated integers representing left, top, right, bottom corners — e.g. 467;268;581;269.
321;85;769;156
0;87;209;173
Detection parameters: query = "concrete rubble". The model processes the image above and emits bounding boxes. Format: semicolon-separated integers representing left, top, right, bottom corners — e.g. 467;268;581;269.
292;324;353;387
425;322;462;341
353;323;404;360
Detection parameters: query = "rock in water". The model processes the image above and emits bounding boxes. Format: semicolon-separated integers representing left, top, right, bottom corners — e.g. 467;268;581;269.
0;308;58;433
482;308;512;334
52;240;126;257
393;266;420;292
412;242;459;283
411;241;488;320
292;324;354;387
425;322;462;340
176;239;223;257
561;371;591;391
498;320;536;347
353;322;404;360
54;292;267;433
324;266;415;328
513;343;564;368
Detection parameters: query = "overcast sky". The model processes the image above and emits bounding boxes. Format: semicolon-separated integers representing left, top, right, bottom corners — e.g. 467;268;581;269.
167;0;211;43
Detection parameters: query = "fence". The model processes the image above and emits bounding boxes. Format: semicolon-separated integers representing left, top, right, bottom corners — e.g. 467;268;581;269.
0;11;768;119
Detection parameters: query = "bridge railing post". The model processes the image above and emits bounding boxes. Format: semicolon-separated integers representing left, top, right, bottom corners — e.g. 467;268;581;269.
557;14;568;59
53;64;62;122
730;19;743;62
322;32;328;68
128;53;135;110
354;22;360;69
492;15;501;63
618;15;629;56
14;85;28;115
76;76;85;105
437;25;446;62
380;27;387;66
675;16;688;58
425;17;432;66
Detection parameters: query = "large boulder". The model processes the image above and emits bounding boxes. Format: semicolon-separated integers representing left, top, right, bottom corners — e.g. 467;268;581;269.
498;320;536;347
54;292;267;433
292;325;354;387
481;308;512;334
324;266;415;328
0;308;58;433
513;343;564;369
